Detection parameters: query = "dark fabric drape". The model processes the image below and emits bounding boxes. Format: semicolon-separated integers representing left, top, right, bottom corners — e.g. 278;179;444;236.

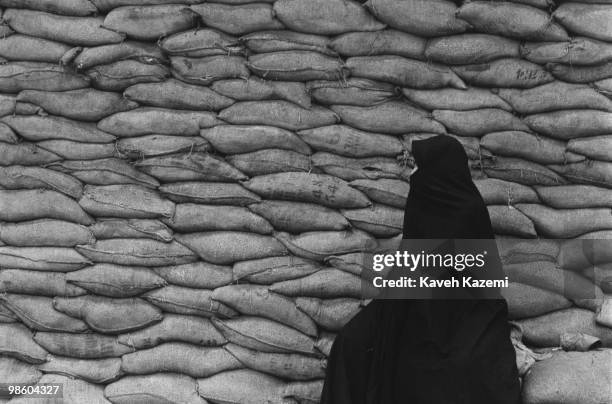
321;135;521;404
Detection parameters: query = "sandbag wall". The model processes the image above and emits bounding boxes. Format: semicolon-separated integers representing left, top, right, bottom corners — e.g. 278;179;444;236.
0;0;611;403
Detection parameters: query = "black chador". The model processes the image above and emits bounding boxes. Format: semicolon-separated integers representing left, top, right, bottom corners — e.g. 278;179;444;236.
320;135;521;404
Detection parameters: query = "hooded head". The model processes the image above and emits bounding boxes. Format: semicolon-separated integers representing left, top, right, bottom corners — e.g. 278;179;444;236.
404;135;491;239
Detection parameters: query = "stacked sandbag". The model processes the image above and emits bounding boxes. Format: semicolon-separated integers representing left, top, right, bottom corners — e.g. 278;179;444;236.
0;0;610;403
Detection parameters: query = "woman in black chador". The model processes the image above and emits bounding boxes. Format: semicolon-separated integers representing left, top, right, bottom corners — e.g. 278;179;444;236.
320;135;521;404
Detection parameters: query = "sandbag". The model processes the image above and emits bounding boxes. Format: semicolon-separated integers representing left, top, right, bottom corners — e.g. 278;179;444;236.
403;87;511;111
7;374;107;403
475;178;539;205
297;125;402;158
0;189;93;224
0;0;98;16
594;78;612;97
488;205;537;238
190;3;283;35
233;256;322;284
341;204;403;237
452;59;554;88
274;230;374;262
432;109;530;137
98;107;220;136
311;153;402;181
121;343;241;378
65;264;167;298
349;179;409;209
160;28;242;57
175;231;287;265
103;5;198;41
0;62;90;92
568;135;612;162
49;158;159;188
330;101;446;134
502;282;572;320
295;297;363;331
38;355;122;384
86;60;170;91
456;1;568;41
504;260;604;312
225;343;325;381
0;323;48;364
134;152;247;182
152;262;233;289
2;9;125;46
425;34;520;64
0;220;92;248
479;156;567;186
0;142;62;166
548;160;612;189
76;239;198;266
90;219;173;242
346;55;466;89
241;172;371;208
269;268;366;298
247;50;347;81
124;79;234;111
364;0;469;37
53;295;162;334
33;332;134;358
0;356;41;387
521;37;612;65
0;246;91;272
517;308;612;347
273;0;384;35
315;332;336;357
17;89;138;122
212;77;310;108
211;316;316;355
1;115;115;143
159;182;261;206
0;301;18;322
282;380;324;403
248;200;349;233
0;294;89;332
142;285;238;318
74;41;167;70
226;148;311;176
553;3;612;42
164;203;272;234
502;239;560;265
306;78;396;107
36;140;116;161
197;369;286;404
78;184;175;218
330;29;424;59
547;61;612;83
239;30;332;56
522;350;612;404
496;81;612;114
212;284;317;336
105;373;207;404
516;204;612;238
0;34;71;63
480;131;584;164
218;100;339;131
535;185;612;209
117;135;210;159
0;165;83;199
201;125;310;155
524;109;612;140
118;314;226;349
91;0;206;12
0;123;17;143
171;55;250;86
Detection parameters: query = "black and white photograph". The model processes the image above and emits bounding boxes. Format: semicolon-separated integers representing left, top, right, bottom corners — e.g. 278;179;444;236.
0;0;610;403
